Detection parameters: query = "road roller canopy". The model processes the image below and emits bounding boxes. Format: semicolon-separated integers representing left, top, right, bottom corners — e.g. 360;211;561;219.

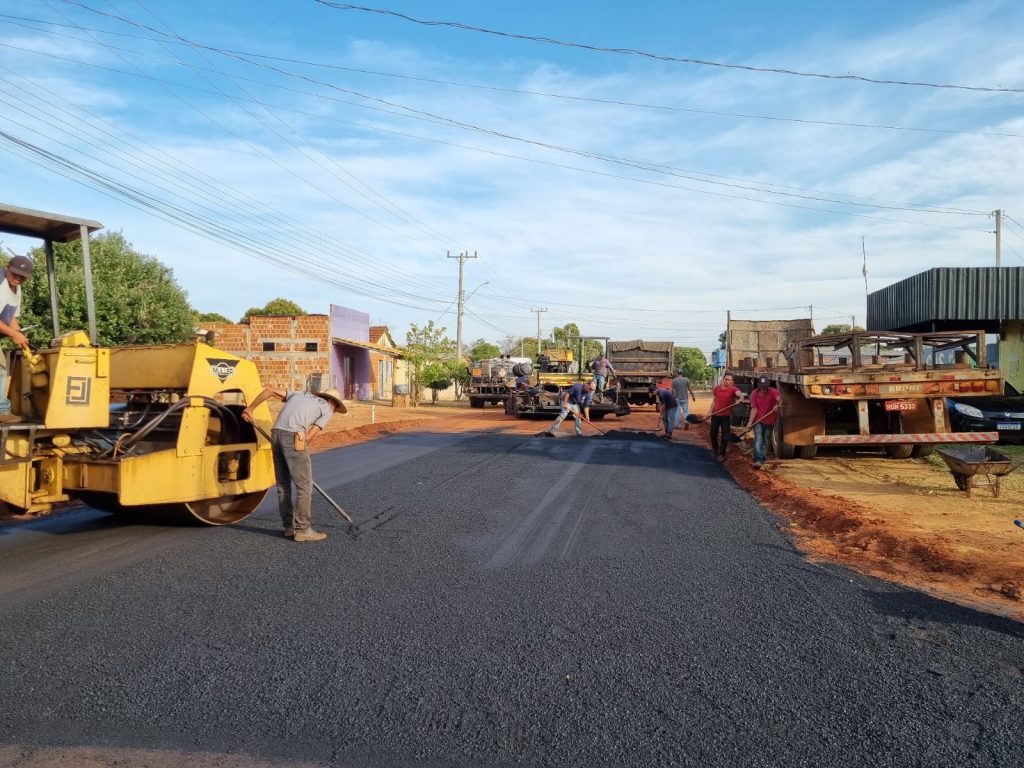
0;203;102;242
0;202;104;344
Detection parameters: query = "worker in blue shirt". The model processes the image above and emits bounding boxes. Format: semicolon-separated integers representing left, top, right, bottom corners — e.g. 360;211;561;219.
545;380;596;436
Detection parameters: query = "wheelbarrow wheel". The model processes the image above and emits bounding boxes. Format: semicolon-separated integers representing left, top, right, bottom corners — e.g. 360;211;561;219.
953;474;971;492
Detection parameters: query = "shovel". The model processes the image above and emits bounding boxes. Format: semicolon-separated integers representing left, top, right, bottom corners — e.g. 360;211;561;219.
685;400;742;425
252;422;356;532
723;407;778;444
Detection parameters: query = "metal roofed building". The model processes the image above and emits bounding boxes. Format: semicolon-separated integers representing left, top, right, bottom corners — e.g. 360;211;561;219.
867;267;1024;393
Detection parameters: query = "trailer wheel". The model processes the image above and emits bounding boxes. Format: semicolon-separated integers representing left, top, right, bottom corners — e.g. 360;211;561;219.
774;416;796;459
469;396;484;409
910;445;934;458
884;444;914;459
796;445;817;459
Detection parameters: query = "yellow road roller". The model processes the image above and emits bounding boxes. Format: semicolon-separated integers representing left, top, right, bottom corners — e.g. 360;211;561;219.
0;203;274;524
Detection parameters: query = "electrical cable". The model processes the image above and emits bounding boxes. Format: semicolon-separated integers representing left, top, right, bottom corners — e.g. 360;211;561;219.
8;13;1023;143
312;1;1024;94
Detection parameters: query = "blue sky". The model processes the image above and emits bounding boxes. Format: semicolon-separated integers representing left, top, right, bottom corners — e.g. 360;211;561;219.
1;1;1022;352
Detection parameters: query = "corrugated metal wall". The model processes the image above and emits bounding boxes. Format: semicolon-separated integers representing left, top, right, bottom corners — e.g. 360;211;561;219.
867;267;1024;330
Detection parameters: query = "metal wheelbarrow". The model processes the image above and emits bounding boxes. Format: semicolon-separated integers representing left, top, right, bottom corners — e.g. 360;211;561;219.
935;445;1023;498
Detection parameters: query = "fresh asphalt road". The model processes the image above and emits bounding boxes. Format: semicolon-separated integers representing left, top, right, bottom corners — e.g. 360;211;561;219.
1;431;1023;768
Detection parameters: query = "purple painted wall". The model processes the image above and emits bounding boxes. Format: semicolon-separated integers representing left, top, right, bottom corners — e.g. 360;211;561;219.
329;304;372;400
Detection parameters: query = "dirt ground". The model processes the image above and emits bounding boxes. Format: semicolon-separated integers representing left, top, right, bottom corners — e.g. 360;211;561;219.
314;394;1024;622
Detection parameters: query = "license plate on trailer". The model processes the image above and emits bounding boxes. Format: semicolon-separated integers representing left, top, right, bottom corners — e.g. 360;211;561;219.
884;399;918;412
997;422;1021;431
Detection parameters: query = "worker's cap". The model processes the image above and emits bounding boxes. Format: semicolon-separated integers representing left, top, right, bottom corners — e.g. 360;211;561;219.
316;387;347;413
757;376;769;387
7;255;33;278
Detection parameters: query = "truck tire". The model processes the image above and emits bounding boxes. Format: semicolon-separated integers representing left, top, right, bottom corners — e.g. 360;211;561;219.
796;444;817;459
774;416;796;459
884;444;914;459
469;396;484;409
911;445;934;458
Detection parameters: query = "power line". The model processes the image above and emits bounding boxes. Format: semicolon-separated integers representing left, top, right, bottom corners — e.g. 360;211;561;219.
7;13;1023;141
313;2;1024;94
6;18;994;226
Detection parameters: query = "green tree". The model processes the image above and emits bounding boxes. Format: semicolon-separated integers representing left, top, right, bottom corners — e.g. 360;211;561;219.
467;338;500;361
420;360;453;404
22;232;195;347
402;320;455;403
196;311;232;324
674;346;712;385
820;323;865;335
501;335;540;359
718;330;727;348
448;359;471;399
240;297;305;322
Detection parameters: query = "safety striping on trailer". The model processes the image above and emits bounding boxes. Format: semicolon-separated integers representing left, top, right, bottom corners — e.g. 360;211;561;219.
813;431;999;445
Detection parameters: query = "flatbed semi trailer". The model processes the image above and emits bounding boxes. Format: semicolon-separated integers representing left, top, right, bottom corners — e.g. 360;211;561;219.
725;320;1001;459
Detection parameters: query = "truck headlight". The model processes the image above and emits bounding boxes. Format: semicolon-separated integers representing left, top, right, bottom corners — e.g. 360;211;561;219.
952;402;984;419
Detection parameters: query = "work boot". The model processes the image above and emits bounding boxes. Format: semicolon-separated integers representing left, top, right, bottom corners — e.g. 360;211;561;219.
283;527;295;538
0;413;22;424
293;528;327;542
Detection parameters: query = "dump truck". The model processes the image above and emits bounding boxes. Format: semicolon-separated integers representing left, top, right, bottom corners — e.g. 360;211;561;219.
605;340;675;407
725;318;1002;459
0;203;275;523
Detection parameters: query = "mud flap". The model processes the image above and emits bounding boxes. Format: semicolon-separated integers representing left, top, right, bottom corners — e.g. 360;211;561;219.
778;386;825;447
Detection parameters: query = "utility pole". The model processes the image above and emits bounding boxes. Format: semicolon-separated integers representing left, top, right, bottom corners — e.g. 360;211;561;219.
448;250;477;359
531;308;547;358
994;209;1002;267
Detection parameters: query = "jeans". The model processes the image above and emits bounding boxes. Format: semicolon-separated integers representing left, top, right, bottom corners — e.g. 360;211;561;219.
594;375;607;393
271;428;314;531
662;406;678;435
550;403;582;435
0;352;9;414
753;422;774;463
674;399;690;428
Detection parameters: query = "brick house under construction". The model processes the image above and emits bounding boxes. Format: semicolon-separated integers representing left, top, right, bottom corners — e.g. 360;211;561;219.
200;304;406;401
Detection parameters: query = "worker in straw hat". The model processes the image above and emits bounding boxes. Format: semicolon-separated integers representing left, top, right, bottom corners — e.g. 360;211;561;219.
0;254;35;424
243;386;347;542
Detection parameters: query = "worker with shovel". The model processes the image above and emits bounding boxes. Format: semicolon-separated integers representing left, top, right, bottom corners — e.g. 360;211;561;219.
242;387;347;542
545;380;596;437
708;373;743;462
650;383;679;440
746;376;781;469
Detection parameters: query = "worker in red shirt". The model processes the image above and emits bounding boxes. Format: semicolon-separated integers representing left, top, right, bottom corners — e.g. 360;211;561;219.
709;373;742;461
746;376;781;468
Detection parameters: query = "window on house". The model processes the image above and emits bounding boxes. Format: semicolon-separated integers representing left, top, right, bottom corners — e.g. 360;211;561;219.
262;342;275;351
305;342;318;352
